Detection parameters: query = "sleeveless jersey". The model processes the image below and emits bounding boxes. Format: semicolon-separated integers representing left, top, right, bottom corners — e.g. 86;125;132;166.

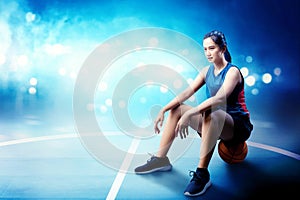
205;63;250;118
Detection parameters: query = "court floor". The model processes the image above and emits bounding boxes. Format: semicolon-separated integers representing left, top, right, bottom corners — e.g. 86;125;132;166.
0;91;300;200
1;95;300;200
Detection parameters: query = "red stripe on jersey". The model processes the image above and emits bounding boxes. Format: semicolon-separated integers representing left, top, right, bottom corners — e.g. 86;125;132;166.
238;89;250;117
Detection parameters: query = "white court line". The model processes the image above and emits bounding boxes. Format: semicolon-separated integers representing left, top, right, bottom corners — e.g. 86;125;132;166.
106;137;140;200
247;141;300;161
0;134;299;199
0;134;78;147
0;134;299;161
0;132;124;147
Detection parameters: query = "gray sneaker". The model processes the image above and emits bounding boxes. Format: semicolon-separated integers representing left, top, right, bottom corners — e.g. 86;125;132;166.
134;155;172;174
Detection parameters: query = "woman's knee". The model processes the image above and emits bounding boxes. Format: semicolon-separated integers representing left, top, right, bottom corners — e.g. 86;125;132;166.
206;109;225;118
209;110;234;140
169;104;185;118
203;109;227;126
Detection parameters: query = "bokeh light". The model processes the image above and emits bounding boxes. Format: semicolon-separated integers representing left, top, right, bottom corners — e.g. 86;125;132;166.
29;77;38;86
251;88;259;95
245;75;256;87
0;0;298;133
28;87;36;95
274;67;282;76
245;56;253;63
240;67;249;77
160;85;168;93
262;73;272;84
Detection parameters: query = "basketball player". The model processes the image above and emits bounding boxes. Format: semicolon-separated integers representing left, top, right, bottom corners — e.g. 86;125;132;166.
134;30;253;196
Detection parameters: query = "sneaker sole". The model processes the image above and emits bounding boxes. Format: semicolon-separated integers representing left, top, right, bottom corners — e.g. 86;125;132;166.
183;180;212;197
135;165;172;175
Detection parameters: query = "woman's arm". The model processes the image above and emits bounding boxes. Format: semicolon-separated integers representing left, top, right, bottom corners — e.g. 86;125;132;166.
154;66;208;133
186;67;241;116
162;66;208;113
174;67;241;137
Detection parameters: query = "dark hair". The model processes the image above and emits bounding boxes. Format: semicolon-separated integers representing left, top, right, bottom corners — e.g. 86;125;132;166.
203;30;232;63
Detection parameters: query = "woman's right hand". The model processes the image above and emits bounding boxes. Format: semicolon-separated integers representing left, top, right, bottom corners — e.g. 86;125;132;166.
154;109;165;134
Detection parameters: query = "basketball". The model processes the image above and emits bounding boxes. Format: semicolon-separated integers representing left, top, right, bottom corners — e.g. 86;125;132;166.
218;140;248;164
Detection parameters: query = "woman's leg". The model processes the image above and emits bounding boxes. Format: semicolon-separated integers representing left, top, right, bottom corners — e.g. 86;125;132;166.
183;109;235;196
197;110;234;168
155;105;234;169
156;104;197;157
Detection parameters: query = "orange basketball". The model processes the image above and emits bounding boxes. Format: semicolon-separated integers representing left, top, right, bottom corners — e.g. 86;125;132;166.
218;140;248;164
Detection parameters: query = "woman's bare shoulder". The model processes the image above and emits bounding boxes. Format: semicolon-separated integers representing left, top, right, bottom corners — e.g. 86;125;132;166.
199;65;210;77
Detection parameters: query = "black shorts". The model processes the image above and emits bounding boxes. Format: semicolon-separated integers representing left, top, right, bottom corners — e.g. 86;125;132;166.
197;111;253;145
227;113;253;145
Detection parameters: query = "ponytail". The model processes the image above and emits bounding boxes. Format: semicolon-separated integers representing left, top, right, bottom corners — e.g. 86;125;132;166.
224;49;232;63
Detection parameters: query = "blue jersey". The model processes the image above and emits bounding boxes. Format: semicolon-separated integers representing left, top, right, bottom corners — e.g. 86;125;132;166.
205;63;250;118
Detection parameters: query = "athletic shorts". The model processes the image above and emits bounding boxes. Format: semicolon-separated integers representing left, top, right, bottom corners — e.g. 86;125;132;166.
226;112;253;145
197;110;253;145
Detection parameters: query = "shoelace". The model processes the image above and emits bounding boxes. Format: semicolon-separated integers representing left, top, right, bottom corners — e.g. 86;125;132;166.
188;170;202;182
148;152;154;157
147;152;156;162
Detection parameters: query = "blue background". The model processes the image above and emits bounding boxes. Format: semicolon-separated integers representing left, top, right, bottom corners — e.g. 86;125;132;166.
0;0;299;131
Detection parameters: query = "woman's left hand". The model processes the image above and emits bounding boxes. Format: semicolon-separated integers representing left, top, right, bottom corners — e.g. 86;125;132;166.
175;112;191;139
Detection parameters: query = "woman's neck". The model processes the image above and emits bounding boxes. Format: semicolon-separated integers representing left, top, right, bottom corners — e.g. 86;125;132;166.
214;59;228;70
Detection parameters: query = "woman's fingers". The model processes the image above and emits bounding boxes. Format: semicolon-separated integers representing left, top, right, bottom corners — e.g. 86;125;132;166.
154;117;163;134
174;124;179;137
175;121;189;139
154;111;165;134
185;126;189;137
154;121;160;133
180;126;189;139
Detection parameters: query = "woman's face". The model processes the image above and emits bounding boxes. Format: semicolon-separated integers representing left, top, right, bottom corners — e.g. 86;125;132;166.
203;37;224;63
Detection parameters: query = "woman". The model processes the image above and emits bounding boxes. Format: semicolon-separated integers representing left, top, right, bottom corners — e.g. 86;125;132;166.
134;30;253;197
